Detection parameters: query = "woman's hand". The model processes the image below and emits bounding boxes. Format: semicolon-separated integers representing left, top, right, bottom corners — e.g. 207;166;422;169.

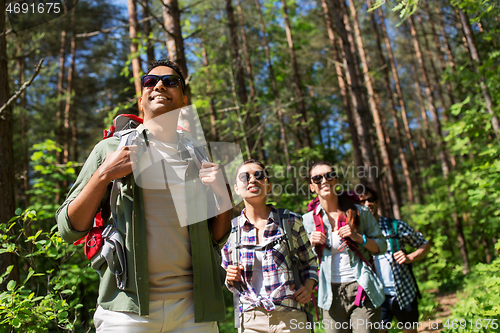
338;224;363;244
225;264;244;286
309;231;327;247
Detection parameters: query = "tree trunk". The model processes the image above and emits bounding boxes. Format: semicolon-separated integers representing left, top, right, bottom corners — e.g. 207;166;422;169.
280;0;312;147
141;0;155;67
225;0;247;106
376;6;424;204
416;14;450;124
348;0;401;218
320;0;363;169
128;0;143;117
162;0;190;103
201;38;218;142
16;41;29;208
254;0;291;168
56;26;66;165
330;0;387;216
423;1;455;106
63;6;76;165
458;8;500;144
432;0;456;74
409;16;451;178
0;0;20;287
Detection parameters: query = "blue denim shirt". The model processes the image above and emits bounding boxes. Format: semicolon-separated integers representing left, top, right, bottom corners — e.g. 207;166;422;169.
303;204;386;310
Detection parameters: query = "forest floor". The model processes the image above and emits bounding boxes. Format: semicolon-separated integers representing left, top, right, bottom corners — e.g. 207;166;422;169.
418;290;458;332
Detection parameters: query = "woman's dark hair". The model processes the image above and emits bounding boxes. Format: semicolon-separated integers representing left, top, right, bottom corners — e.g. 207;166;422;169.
236;159;270;180
308;161;360;230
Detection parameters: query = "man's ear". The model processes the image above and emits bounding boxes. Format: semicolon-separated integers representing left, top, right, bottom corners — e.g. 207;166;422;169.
234;183;240;196
138;96;143;113
266;182;272;194
183;94;188;106
309;183;315;193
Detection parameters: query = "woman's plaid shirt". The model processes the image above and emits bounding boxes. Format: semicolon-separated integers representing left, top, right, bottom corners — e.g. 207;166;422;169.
221;205;318;312
377;216;428;310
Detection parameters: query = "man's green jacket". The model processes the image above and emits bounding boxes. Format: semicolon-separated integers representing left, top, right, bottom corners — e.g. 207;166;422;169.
56;125;227;322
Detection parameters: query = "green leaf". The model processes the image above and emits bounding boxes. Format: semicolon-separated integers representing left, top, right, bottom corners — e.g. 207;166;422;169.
12;318;21;328
7;280;16;291
14;208;22;216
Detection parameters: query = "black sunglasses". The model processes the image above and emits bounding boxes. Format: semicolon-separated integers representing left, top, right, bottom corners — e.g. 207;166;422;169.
238;171;266;183
310;171;337;184
360;197;377;204
141;74;184;92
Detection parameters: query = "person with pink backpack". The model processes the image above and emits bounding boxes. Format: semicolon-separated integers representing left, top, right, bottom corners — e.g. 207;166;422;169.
302;161;386;333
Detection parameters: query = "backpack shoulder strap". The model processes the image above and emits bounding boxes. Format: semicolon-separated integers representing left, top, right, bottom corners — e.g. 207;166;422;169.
277;208;302;289
230;216;242;328
387;218;400;253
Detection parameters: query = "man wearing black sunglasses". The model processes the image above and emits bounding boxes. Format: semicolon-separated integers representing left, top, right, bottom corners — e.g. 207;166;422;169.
57;59;231;332
359;187;430;333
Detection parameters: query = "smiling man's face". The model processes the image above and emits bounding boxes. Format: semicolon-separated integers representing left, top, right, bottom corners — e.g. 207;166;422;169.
139;66;188;121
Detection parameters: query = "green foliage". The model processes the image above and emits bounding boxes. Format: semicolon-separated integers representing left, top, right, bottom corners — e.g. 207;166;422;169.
28;140;80;221
0;210;97;332
443;250;500;332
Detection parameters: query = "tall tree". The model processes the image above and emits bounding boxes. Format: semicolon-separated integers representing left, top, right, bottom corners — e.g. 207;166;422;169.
141;0;155;67
63;5;77;164
423;1;455;106
128;0;142;117
201;38;218;142
254;0;291;169
225;0;247;107
330;0;387;216
0;0;20;287
408;16;451;177
457;8;500;144
320;0;363;169
375;5;424;203
162;0;190;101
280;0;312;147
16;39;29;208
348;0;401;217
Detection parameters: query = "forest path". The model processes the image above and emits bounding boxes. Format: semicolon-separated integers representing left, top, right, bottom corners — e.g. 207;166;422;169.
418;291;458;332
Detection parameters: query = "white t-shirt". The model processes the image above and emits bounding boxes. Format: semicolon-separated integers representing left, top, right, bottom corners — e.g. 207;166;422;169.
140;139;193;300
330;231;356;283
374;254;397;296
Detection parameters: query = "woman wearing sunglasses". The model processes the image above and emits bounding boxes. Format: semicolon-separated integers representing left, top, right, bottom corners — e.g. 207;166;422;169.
221;159;318;332
303;161;386;333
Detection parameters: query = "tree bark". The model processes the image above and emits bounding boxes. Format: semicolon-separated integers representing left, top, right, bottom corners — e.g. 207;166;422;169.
201;38;218;142
376;6;424;204
458;8;500;144
320;0;363;169
416;14;449;123
423;1;455;106
16;41;29;208
162;0;190;103
63;5;76;165
226;0;247;106
254;0;291;169
409;16;451;178
348;0;401;218
0;0;20;287
280;0;312;147
330;0;387;216
56;26;66;165
141;0;155;67
128;0;143;117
